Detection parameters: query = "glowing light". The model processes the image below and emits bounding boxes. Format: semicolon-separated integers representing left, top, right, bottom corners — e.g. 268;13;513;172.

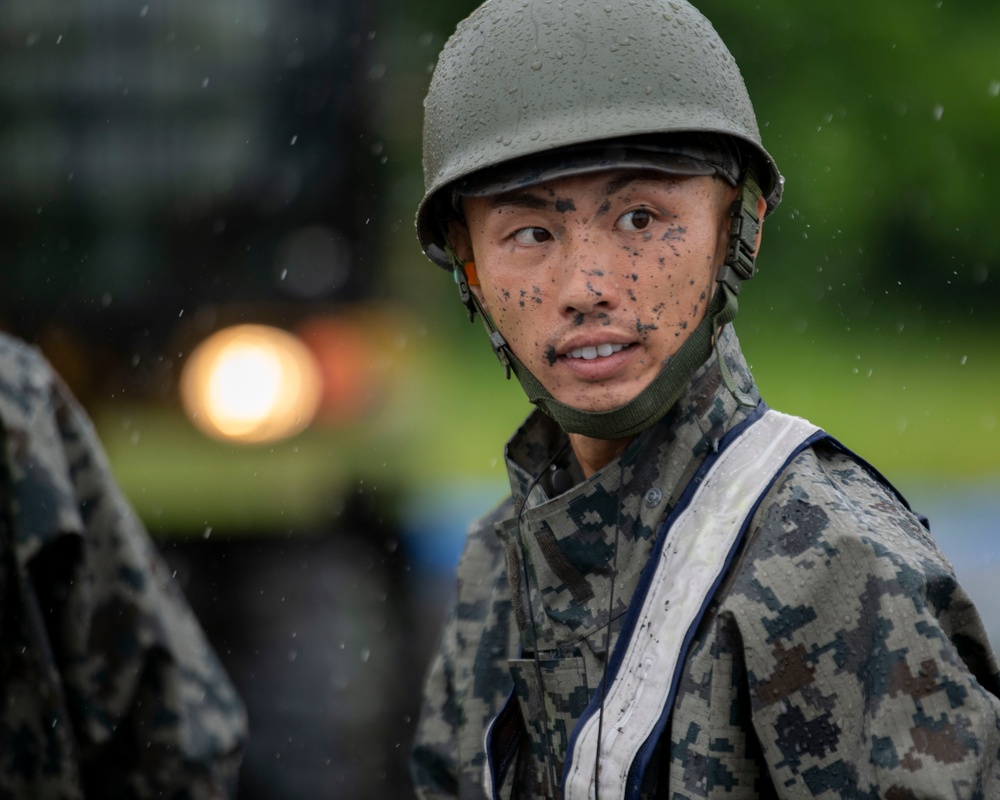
181;325;322;443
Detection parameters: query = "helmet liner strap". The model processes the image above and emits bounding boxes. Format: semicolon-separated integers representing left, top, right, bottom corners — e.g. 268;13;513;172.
718;161;763;295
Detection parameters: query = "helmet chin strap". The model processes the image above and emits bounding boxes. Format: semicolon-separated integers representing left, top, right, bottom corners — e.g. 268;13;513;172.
453;165;763;441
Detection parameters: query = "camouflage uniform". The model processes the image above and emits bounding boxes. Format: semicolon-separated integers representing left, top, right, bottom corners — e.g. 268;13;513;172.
411;326;1000;799
0;332;246;798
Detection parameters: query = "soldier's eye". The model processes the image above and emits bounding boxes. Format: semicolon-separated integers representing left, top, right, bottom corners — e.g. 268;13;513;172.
512;227;552;245
618;209;653;232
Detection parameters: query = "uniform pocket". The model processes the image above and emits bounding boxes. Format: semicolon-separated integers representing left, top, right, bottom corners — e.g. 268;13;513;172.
508;655;592;796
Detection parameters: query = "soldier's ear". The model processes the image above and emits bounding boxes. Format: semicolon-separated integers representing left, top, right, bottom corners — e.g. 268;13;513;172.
446;217;474;264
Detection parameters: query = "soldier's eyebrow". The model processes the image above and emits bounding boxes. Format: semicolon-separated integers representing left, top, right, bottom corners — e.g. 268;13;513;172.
603;171;680;196
603;175;639;196
488;191;550;211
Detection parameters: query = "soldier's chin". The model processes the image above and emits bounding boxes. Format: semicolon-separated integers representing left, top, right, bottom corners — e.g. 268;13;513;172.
556;378;660;419
565;355;677;412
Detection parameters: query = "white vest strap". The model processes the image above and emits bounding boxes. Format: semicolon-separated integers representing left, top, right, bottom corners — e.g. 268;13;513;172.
562;409;821;800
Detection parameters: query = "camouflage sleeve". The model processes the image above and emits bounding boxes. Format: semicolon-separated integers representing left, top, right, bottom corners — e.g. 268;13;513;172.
735;443;1000;798
0;335;246;798
411;498;519;800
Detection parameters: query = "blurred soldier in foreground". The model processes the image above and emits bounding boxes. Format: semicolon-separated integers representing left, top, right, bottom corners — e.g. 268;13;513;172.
410;0;1000;797
0;332;246;797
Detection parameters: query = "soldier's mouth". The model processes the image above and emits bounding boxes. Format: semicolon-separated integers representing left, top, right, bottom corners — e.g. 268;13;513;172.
566;343;630;360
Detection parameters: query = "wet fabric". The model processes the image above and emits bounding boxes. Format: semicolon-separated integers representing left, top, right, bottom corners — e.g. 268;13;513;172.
0;333;247;798
560;410;823;800
411;326;1000;799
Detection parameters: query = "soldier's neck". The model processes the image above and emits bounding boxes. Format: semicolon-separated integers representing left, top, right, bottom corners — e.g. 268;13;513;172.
568;432;635;479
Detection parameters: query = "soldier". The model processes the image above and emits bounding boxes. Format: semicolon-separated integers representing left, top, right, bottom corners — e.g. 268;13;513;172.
410;0;1000;798
0;331;247;798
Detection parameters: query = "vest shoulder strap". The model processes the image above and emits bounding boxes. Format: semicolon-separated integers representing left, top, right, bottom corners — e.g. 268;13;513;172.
563;408;823;800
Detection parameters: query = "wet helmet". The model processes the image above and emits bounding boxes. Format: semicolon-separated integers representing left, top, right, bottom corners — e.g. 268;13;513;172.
417;0;782;265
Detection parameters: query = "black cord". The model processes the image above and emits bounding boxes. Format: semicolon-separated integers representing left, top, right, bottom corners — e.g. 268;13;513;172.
593;457;626;800
514;438;571;795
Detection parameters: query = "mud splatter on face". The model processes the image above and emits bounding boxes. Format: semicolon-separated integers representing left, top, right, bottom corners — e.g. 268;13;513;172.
555;198;576;213
585;282;603;298
572;312;585;326
531;285;542;304
658;225;686;258
545;345;558;365
596;312;612;326
595;199;612;218
635;317;659;336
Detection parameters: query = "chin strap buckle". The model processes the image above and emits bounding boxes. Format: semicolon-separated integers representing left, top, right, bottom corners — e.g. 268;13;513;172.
439;239;512;378
441;243;478;323
489;331;512;379
456;269;477;322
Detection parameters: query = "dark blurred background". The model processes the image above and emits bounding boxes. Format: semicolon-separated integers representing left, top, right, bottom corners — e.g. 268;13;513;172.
2;0;998;797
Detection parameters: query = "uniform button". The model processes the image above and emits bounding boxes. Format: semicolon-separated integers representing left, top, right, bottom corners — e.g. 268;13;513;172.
644;487;663;508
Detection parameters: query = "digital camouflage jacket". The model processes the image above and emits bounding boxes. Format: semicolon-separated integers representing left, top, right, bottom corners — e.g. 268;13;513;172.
0;333;247;799
411;327;1000;799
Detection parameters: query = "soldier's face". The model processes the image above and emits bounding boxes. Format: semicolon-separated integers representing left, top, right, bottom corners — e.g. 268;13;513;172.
450;169;739;414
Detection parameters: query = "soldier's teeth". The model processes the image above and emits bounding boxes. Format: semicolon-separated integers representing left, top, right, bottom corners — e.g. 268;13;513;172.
568;343;625;360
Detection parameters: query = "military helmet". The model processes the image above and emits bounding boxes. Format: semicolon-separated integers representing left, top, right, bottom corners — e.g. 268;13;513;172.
417;0;783;266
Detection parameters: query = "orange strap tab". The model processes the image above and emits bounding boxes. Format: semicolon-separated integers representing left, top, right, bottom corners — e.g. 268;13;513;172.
464;261;480;286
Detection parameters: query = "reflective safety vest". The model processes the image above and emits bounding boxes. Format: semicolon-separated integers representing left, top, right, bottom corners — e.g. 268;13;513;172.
484;407;833;800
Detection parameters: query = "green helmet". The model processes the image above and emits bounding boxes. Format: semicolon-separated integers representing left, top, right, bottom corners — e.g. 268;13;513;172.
416;0;782;265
